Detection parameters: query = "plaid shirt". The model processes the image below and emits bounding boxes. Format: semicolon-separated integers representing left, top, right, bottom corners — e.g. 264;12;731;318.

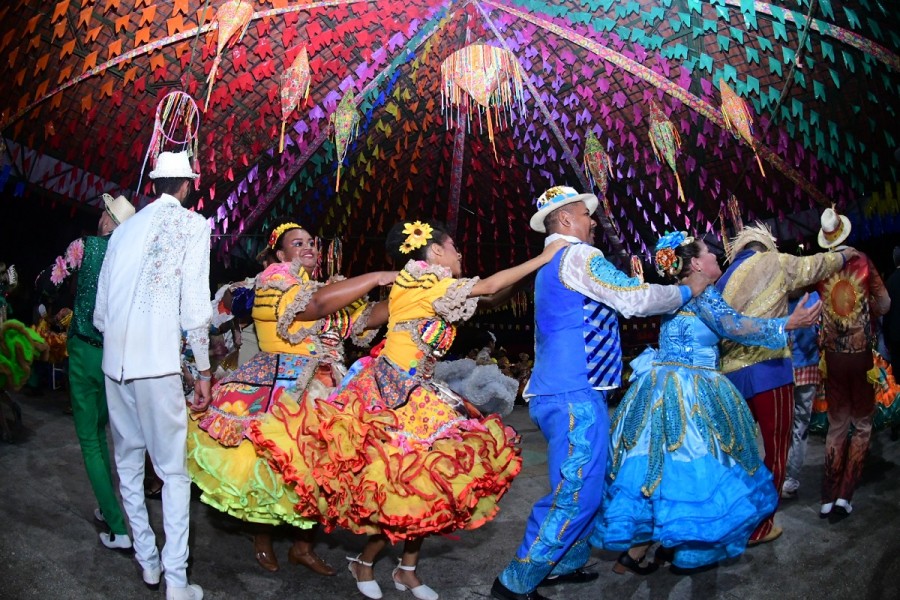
793;364;821;387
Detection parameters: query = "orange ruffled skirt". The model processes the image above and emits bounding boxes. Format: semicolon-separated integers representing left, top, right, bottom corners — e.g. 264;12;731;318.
250;360;522;543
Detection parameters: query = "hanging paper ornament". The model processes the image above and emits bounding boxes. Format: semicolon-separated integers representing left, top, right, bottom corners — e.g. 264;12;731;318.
204;0;254;111
719;206;729;245
583;130;612;198
719;79;765;177
326;237;343;278
648;101;685;203
630;256;644;283
728;195;744;232
330;89;360;191
441;43;524;160
279;47;311;153
600;195;622;240
137;90;201;195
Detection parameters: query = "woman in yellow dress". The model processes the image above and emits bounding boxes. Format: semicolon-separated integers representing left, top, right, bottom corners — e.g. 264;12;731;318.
252;220;568;599
187;222;394;575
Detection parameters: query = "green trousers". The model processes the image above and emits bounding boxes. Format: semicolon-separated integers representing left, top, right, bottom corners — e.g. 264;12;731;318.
67;335;128;535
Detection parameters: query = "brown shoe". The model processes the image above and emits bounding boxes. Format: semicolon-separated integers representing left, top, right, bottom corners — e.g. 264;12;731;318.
288;543;337;576
254;534;279;572
747;525;783;547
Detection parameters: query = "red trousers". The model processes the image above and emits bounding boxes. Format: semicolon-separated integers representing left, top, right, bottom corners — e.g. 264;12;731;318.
745;383;794;541
822;351;875;503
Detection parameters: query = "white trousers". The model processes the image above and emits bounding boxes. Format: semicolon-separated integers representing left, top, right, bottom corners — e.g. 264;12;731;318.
105;373;191;588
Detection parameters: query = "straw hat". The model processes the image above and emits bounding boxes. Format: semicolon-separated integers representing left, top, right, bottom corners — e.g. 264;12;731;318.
817;207;851;249
102;193;135;225
148;151;199;180
529;186;598;233
725;221;777;263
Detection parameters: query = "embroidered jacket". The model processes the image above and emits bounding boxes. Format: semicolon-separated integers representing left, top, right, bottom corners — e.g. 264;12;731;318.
526;235;688;396
95;194;212;379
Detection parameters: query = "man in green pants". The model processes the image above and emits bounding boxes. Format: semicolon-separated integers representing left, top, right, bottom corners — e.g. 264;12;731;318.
59;193;136;549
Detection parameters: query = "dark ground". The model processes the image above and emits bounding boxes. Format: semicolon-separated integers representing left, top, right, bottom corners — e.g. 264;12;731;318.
1;387;899;600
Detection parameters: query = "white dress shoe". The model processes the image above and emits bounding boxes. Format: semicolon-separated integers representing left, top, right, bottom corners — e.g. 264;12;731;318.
819;502;834;518
392;560;439;600
347;555;382;599
93;508;105;523
99;532;132;550
142;565;162;591
166;583;203;600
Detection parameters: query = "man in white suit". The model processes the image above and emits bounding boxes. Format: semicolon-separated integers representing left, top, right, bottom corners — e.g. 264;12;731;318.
95;151;211;600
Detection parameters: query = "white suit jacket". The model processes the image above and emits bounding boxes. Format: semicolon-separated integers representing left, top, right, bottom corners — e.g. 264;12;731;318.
94;194;212;380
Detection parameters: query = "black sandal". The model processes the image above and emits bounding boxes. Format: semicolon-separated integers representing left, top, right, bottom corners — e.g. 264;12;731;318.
653;546;675;566
613;551;659;575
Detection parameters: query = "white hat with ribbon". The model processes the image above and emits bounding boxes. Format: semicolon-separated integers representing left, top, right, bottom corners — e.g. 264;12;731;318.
817;207;851;249
529;186;598;233
148;151;200;180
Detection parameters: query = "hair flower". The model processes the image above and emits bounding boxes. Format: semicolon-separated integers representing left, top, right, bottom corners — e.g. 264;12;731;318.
399;221;433;254
655;230;689;251
268;222;303;250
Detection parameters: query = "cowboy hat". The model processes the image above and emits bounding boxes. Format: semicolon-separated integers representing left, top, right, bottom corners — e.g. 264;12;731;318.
148;151;200;180
102;193;135;225
529;186;598;233
817;207;851;249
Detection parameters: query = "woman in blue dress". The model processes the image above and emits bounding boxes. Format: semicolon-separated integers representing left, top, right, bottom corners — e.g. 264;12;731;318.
593;231;822;573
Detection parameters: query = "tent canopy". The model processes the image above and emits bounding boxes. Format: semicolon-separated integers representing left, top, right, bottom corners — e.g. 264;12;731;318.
1;0;898;273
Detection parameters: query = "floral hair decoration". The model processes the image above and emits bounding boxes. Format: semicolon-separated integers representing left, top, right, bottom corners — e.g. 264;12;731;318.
654;230;695;278
399;221;434;254
268;222;303;250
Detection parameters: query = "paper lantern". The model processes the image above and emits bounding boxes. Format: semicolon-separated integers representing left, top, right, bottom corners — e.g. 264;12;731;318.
204;0;253;111
330;89;359;191
648;101;685;203
441;44;524;159
583;130;612;198
279;47;311;153
719;79;765;177
137;90;200;195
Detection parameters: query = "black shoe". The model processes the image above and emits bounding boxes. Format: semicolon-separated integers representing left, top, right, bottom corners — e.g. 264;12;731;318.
537;569;599;587
828;505;852;524
491;578;551;600
613;550;659;575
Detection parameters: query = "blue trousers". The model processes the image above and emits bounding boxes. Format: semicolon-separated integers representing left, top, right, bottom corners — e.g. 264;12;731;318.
498;388;609;593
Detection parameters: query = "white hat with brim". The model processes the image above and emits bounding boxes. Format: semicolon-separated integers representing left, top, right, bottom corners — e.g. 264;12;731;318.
817;207;851;249
148;151;200;180
102;193;136;225
530;186;598;233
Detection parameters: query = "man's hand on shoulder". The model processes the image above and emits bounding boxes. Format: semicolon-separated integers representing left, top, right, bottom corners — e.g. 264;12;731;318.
686;278;706;297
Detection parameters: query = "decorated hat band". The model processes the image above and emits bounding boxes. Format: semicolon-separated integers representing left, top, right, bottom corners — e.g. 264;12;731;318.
268;222;303;250
821;220;844;243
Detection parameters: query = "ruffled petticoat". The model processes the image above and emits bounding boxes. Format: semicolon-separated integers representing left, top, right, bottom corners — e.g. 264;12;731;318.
592;363;778;569
250;356;522;543
186;352;339;528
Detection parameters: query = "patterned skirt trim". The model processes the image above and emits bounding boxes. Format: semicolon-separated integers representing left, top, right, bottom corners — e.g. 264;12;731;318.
250;357;522;543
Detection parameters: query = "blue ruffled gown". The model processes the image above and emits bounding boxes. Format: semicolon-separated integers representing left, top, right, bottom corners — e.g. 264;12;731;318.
592;287;783;569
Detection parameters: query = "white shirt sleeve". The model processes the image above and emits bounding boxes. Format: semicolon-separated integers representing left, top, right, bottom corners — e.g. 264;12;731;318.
180;217;213;372
559;244;687;318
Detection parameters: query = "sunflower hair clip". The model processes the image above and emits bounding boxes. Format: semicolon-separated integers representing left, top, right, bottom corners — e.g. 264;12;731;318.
268;222;303;250
399;221;433;254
